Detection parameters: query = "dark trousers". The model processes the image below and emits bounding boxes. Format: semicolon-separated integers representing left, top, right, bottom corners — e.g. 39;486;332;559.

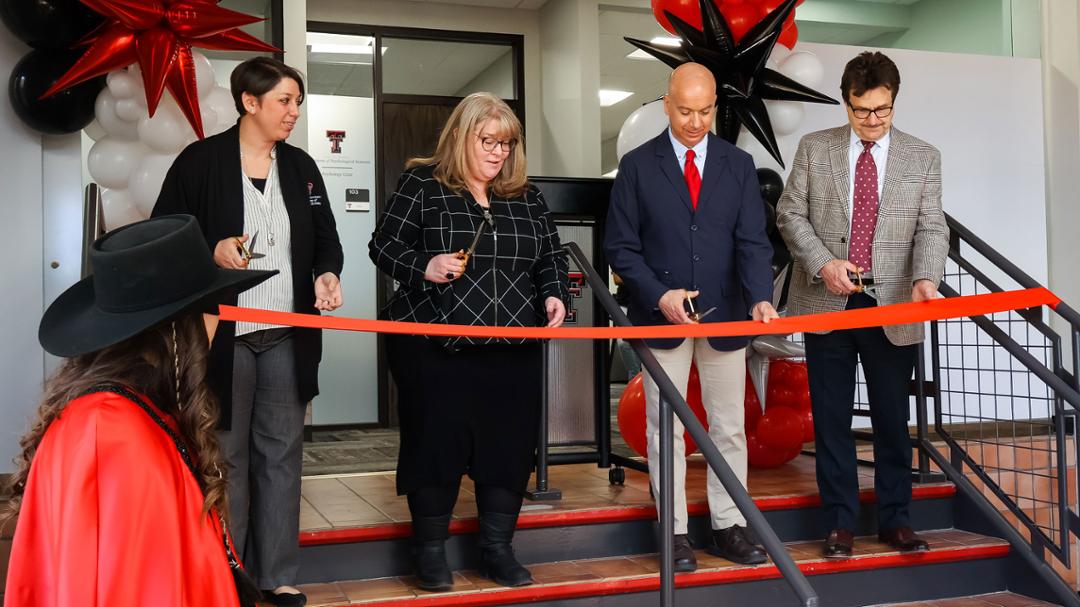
220;328;305;589
805;293;917;533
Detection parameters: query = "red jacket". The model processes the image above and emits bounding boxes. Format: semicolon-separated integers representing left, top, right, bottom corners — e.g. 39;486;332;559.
4;391;239;606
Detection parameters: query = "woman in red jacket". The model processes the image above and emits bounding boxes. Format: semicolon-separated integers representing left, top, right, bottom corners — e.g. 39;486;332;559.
3;215;273;606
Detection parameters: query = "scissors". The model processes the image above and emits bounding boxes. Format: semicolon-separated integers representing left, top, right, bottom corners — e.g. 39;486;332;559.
851;273;878;300
447;211;495;279
685;294;716;323
236;230;266;262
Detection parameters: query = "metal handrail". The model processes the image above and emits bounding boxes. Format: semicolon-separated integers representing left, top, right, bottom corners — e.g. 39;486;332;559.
918;214;1080;606
563;242;818;607
946;212;1080;329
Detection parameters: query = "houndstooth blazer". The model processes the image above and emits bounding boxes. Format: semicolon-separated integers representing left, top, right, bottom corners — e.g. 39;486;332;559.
776;126;949;346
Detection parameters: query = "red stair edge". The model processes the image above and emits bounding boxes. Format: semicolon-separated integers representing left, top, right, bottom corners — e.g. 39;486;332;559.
337;543;1009;607
299;484;956;547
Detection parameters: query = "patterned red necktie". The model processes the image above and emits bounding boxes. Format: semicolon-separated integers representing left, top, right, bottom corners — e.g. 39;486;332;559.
849;140;878;272
684;149;701;210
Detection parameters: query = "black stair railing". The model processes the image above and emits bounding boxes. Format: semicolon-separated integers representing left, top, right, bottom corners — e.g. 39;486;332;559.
915;212;1080;607
563;242;818;607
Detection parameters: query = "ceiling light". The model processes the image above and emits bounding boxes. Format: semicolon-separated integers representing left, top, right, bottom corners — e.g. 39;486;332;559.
599;89;633;107
627;49;657;61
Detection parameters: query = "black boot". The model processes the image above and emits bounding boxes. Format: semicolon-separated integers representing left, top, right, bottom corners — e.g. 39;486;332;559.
410;514;454;591
478;512;533;587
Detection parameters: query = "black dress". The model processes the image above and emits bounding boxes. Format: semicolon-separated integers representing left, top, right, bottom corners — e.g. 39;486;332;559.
369;165;569;494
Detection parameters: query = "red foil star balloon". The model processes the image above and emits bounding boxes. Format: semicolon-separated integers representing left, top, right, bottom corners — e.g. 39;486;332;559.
41;0;280;139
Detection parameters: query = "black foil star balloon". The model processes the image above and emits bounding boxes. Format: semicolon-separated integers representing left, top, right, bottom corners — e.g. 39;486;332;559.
626;0;838;168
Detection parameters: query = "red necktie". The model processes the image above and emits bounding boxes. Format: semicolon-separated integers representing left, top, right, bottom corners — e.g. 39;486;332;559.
849;140;878;272
684;149;701;210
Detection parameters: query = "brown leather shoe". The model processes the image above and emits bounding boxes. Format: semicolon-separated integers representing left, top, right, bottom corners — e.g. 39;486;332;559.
822;528;854;559
673;534;698;573
878;526;930;553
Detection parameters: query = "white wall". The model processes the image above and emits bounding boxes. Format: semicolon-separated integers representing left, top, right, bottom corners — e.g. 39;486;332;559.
0;32;45;473
308;0;545;173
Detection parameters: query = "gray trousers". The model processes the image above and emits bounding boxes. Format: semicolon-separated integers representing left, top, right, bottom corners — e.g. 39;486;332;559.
220;328;305;589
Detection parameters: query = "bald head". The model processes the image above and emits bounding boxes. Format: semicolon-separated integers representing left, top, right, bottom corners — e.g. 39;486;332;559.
664;63;717;148
668;63;716;97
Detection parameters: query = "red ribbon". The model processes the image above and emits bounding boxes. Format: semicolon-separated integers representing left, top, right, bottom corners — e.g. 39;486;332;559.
217;287;1059;340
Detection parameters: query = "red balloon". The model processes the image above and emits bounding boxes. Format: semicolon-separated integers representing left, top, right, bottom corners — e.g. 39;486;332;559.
778;21;798;49
786;362;809;390
617;373;650;459
757;406;804;451
800;408;814;443
723;3;759;42
766;383;796;411
651;0;705;36
747;432;799;468
744;374;763;432
794;387;812;412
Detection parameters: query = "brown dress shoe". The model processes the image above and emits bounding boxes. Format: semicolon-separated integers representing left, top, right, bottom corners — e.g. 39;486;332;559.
823;528;854;559
673;534;698;573
878;526;930;553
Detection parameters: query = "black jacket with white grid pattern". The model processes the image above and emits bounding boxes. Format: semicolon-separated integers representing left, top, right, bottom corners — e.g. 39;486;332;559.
369;165;569;349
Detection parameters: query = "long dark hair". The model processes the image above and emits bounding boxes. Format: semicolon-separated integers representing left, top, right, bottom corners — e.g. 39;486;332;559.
3;313;227;522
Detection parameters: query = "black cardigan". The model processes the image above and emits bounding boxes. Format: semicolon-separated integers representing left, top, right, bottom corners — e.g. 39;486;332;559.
152;125;344;423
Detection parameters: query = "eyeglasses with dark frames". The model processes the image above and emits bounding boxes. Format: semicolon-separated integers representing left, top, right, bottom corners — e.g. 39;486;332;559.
850;106;893;120
476;134;517;153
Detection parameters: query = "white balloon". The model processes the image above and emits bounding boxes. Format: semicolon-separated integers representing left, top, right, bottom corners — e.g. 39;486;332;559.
127;64;148;107
87;138;145;189
616;100;669;162
736;128;784;174
192;51;216;98
95;89;139;141
779;51;824;89
129;153;178;216
203;86;237;130
100;188;144;230
199;106;219;137
138;98;193;154
115;97;145;123
84;118;107;142
767;44;792;69
106;70;139;100
765;100;804;136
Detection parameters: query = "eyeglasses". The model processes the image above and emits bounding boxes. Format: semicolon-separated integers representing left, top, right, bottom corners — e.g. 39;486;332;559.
850;106;893;120
476;134;517;153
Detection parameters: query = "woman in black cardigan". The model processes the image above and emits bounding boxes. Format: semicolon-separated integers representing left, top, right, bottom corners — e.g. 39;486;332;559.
369;92;569;592
153;57;343;607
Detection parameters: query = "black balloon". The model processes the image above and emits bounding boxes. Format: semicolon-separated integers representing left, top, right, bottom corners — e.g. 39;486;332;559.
9;48;104;135
756;167;791;276
757;168;784;205
0;0;103;49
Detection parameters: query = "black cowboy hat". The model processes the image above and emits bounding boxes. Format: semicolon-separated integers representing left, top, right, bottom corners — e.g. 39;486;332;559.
39;214;277;357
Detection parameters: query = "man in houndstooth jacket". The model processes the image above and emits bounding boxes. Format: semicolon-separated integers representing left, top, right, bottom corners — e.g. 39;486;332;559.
777;51;949;560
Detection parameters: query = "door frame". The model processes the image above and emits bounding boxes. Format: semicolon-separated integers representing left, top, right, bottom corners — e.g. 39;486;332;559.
307;21;526;427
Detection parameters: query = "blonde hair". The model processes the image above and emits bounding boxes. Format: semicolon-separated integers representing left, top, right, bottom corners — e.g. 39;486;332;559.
407;92;528;198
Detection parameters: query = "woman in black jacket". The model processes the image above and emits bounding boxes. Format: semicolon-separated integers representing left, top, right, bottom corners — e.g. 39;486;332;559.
369;92;569;592
153;57;343;607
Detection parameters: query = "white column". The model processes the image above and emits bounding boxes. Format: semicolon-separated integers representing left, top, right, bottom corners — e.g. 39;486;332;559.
283;0;309;151
539;0;602;177
1041;0;1080;347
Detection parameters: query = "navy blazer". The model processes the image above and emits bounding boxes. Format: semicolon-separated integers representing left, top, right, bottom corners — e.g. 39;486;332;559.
604;131;773;351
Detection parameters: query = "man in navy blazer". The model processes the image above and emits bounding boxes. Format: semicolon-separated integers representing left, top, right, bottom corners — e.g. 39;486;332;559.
605;63;776;572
